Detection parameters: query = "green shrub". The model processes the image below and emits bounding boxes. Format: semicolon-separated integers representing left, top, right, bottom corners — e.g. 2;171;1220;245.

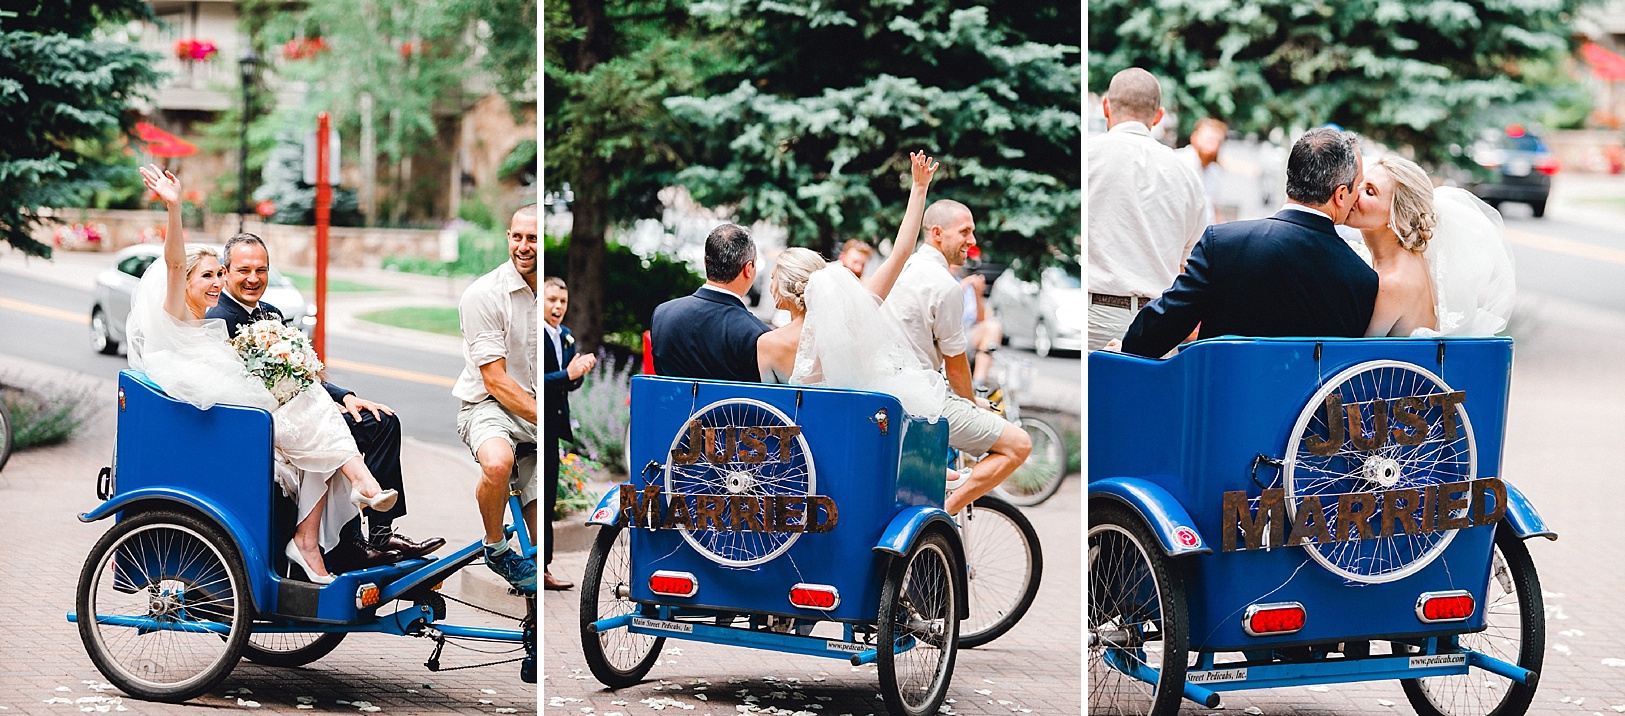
0;381;99;449
543;235;702;338
554;451;606;519
383;227;509;277
565;355;635;476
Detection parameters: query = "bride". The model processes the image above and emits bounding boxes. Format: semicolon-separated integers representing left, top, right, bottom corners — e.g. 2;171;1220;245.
1346;155;1516;337
756;151;942;412
130;165;397;584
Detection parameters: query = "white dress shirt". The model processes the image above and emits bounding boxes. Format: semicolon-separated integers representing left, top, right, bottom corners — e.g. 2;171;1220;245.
453;261;537;403
1088;121;1209;298
883;243;968;372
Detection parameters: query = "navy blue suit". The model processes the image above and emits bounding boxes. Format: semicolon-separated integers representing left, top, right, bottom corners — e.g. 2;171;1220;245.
543;325;585;568
206;292;409;524
1122;209;1379;359
650;287;770;383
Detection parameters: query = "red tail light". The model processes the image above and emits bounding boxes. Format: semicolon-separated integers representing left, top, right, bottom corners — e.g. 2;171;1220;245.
1417;591;1475;622
1506;124;1526;138
789;584;840;611
1243;602;1306;636
649;571;698;598
1536;157;1560;176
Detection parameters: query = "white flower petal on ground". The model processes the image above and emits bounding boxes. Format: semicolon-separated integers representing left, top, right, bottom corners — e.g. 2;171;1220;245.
296;706;314;710
479;699;493;704
1611;705;1625;713
350;702;373;709
1244;708;1263;715
358;708;380;713
55;687;72;692
1544;590;1565;599
1306;686;1330;692
236;699;260;708
1562;629;1586;637
1555;643;1572;654
1377;701;1395;708
482;689;499;695
974;690;992;696
1603;658;1625;667
296;697;316;705
1564;696;1575;703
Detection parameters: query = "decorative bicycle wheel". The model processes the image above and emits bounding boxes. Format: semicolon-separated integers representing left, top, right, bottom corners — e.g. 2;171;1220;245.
1284;360;1476;583
663;398;815;567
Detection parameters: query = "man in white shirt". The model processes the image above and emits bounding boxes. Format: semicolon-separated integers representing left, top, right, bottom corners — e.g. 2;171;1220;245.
885;199;1031;515
454;204;542;593
1087;68;1209;351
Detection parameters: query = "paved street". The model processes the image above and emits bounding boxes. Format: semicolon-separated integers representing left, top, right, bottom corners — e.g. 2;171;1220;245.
542;478;1082;715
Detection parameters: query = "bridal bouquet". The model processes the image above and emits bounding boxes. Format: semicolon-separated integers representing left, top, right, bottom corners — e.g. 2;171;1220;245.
231;319;323;405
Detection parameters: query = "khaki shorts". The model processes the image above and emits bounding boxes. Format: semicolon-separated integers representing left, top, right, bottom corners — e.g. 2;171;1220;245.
942;392;1005;456
456;398;539;505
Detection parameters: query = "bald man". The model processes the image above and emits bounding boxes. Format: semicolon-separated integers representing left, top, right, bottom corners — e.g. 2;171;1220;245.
1087;68;1208;351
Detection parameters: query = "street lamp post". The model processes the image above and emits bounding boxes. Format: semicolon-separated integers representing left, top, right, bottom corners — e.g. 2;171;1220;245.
237;49;259;234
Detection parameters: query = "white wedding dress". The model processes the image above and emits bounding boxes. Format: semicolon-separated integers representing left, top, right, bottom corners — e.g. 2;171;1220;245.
1412;187;1517;337
789;265;946;419
127;261;360;552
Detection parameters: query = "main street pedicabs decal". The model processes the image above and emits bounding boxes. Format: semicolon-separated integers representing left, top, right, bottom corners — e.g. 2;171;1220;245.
579;377;1041;716
1089;338;1553;716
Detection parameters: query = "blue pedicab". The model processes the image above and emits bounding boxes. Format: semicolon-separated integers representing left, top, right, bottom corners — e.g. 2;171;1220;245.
581;376;1002;716
1088;337;1553;716
70;370;537;702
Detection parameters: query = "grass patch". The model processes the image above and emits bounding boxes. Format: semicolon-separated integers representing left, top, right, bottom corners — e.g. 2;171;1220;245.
355;306;462;337
0;381;99;449
282;273;387;293
1579;196;1625;211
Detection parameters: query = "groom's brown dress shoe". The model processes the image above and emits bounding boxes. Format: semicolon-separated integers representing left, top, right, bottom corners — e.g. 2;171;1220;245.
543;572;574;591
376;532;447;561
326;536;404;572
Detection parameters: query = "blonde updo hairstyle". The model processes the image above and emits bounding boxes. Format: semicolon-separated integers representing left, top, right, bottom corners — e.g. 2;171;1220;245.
1379;155;1436;252
183;244;220;278
772;247;826;313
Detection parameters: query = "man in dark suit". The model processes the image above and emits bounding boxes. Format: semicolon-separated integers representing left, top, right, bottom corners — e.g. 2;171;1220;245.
650;223;770;382
1121;128;1379;358
208;233;445;568
542;276;594;590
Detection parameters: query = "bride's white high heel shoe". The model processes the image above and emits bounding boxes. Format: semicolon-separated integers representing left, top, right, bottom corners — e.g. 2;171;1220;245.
351;488;399;512
285;540;335;585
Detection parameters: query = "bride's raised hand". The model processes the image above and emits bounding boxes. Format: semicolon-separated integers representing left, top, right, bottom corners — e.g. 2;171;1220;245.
139;164;182;207
910;150;939;188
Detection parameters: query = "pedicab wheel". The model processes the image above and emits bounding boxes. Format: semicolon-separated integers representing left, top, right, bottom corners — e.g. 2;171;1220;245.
958;495;1042;648
581;523;663;688
877;529;960;716
665;398;815;567
998;417;1066;507
1088;502;1189;716
76;510;251;702
0;396;12;474
1400;527;1544;716
1284;360;1475;583
241;630;346;667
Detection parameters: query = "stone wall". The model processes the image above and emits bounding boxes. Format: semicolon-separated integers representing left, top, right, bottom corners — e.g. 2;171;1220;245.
32;208;451;269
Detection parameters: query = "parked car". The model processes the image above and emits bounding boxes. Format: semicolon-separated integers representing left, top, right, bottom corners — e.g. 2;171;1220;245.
1466;124;1558;218
987;258;1081;357
90;243;315;355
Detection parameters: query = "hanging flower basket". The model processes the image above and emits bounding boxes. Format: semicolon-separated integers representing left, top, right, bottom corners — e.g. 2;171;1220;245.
283;37;326;61
173;38;219;62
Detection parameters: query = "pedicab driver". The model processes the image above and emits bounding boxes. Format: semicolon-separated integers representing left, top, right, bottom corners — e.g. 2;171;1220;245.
885;199;1032;514
455;204;542;593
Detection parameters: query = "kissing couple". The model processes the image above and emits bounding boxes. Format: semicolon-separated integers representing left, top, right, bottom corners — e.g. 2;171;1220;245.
1120;127;1516;358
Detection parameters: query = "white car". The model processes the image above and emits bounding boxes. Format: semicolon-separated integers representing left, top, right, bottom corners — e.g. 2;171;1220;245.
90;243;316;355
988;259;1082;357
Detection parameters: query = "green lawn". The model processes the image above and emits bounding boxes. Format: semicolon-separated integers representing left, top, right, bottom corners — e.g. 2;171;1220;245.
283;273;387;293
355;306;461;337
1580;196;1625;211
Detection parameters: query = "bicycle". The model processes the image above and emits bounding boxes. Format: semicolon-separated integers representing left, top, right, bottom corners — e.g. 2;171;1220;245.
984;356;1068;507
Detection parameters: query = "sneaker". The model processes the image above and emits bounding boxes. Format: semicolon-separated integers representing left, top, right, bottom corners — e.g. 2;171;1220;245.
484;545;537;594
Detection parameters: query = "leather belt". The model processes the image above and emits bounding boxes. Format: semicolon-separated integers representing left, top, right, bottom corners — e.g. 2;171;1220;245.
1090;293;1153;311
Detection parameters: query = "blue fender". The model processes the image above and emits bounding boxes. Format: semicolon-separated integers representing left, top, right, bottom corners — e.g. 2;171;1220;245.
585;484;625;527
79;488;269;613
873;505;969;620
1501;480;1557;541
1088;477;1213;557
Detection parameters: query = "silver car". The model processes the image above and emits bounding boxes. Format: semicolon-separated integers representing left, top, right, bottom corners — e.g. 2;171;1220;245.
988;259;1082;357
90;243;316;354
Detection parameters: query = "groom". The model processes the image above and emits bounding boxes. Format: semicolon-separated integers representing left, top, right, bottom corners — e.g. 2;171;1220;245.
1120;127;1379;358
650;223;771;382
208;233;445;568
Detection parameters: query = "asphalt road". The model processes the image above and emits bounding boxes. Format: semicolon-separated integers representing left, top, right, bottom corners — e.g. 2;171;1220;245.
0;272;468;448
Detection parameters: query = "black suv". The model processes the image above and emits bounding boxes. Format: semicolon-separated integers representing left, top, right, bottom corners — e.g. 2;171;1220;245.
1467;125;1559;218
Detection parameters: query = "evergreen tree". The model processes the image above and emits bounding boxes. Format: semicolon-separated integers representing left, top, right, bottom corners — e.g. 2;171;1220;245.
0;1;161;257
667;0;1082;262
1090;0;1596;166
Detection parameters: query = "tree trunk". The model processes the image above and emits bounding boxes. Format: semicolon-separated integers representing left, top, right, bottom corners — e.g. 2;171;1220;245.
563;0;612;354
